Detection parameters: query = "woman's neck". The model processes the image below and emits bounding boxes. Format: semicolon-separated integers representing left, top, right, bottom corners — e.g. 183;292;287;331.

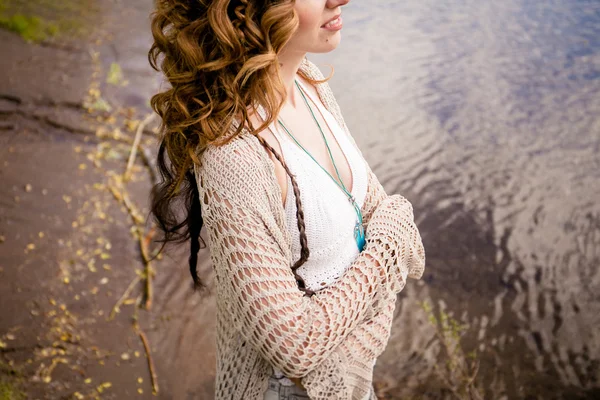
277;49;307;110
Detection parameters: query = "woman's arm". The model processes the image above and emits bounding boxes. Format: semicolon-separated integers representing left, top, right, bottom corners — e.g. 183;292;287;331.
301;290;397;400
301;195;426;398
289;167;395;393
302;170;426;399
198;143;412;378
360;165;390;227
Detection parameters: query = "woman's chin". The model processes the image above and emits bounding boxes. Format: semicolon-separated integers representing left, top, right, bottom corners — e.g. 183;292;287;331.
315;33;342;53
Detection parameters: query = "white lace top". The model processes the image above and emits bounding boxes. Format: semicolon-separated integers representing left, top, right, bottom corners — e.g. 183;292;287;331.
259;78;369;388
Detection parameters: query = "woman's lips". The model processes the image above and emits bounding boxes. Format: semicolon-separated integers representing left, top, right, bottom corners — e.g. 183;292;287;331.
321;15;343;31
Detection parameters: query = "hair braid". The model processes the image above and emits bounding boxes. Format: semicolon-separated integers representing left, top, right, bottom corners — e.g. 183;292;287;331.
186;169;204;289
254;134;315;297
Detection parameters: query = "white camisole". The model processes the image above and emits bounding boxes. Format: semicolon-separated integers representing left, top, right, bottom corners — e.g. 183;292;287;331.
259;77;369;389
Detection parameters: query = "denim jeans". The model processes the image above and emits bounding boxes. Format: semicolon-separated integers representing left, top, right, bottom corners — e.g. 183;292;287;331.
263;376;310;400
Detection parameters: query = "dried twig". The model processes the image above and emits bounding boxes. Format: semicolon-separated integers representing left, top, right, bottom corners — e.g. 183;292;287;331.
139;146;159;185
135;324;159;395
107;181;144;225
108;172;157;310
108;274;142;321
124;113;155;182
138;227;156;310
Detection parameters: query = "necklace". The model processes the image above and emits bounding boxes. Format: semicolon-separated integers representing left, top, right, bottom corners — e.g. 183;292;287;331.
276;79;366;252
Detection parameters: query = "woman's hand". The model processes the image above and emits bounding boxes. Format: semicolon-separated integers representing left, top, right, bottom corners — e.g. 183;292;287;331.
365;194;426;293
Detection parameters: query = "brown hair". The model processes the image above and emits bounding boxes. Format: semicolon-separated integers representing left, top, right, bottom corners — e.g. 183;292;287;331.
148;0;331;296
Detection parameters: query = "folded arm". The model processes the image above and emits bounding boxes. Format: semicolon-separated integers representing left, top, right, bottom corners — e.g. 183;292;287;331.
302;168;426;399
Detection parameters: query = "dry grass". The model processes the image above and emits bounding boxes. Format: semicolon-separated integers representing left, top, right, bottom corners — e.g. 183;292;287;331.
421;301;484;400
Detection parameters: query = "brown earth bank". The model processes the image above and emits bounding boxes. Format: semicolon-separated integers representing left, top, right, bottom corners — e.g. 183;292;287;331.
0;1;216;399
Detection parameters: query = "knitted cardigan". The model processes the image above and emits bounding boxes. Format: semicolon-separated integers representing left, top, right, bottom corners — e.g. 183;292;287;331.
194;57;425;400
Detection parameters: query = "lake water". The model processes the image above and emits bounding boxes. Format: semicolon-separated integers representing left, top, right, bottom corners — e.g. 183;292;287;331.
101;0;600;398
306;0;600;398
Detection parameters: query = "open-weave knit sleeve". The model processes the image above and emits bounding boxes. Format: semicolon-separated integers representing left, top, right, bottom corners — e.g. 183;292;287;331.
302;173;425;400
361;167;389;227
196;139;414;379
345;291;397;400
301;168;394;399
301;288;397;400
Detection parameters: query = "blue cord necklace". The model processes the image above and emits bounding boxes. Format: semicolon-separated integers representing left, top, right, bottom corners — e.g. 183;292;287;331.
276;79;366;252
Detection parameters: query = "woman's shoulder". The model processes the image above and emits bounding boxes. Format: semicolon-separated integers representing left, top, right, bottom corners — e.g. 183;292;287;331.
201;132;260;165
197;132;274;201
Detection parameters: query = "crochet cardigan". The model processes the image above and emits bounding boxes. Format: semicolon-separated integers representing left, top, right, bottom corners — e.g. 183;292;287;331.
194;57;426;400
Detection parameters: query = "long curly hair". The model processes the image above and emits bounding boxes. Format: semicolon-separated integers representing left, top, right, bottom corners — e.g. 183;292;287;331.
148;0;332;295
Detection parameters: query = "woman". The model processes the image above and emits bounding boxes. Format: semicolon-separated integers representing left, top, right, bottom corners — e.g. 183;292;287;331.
148;1;426;399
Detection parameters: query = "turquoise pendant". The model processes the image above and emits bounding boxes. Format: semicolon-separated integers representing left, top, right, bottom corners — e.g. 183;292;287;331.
354;221;366;252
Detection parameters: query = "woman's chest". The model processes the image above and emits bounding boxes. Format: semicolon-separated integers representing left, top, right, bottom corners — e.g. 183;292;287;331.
278;125;368;290
277;109;355;194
